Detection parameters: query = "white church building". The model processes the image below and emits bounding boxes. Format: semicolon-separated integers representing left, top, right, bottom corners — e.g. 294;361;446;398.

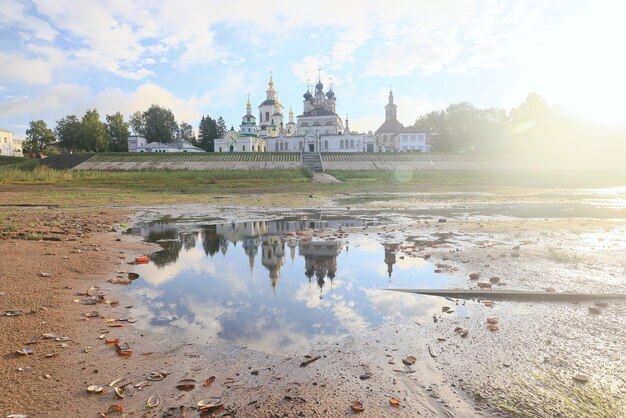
214;76;377;153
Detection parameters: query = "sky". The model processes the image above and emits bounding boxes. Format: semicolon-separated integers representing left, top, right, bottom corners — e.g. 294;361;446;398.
1;0;624;138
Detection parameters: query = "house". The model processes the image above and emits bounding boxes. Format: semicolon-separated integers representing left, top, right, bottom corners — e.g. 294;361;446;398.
128;135;205;152
0;129;23;156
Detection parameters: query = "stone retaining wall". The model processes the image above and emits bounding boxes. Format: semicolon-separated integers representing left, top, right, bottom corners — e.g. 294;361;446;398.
74;161;302;170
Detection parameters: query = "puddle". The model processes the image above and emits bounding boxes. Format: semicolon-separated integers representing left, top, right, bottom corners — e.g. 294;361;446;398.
125;215;466;353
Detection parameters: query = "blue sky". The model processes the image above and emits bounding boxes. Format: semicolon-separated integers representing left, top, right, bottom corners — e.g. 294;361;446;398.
1;0;624;138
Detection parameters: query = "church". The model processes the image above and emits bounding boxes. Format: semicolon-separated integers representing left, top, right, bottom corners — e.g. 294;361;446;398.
213;75;431;153
214;76;378;153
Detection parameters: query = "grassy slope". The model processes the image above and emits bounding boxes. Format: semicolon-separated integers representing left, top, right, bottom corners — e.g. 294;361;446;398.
1;160;626;207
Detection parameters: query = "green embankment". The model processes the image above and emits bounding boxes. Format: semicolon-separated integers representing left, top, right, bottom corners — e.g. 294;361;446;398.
1;155;626;207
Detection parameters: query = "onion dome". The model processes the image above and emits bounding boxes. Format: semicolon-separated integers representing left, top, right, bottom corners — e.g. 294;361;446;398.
303;90;313;100
315;80;323;91
326;90;335;98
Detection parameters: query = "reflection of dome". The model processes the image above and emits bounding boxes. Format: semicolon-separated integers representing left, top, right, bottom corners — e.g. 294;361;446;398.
384;243;401;279
261;236;285;292
300;240;341;292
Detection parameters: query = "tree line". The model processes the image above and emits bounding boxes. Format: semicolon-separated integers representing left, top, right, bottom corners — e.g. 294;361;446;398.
22;104;227;155
412;93;625;158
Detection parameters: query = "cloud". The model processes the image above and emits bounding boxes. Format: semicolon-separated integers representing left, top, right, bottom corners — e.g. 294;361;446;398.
0;47;66;85
366;27;461;76
0;71;248;133
0;83;88;119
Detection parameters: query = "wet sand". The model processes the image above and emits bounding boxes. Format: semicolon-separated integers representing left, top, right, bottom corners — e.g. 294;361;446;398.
2;205;625;417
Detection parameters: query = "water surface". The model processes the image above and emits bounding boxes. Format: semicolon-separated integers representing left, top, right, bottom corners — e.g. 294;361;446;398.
126;214;463;352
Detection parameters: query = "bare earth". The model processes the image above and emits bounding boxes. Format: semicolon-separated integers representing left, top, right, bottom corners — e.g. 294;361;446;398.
1;202;625;418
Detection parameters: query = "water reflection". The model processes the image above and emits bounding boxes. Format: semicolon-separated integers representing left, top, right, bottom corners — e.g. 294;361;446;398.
127;215;462;353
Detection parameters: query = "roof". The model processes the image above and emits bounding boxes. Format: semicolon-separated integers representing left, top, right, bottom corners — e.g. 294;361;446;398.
297;108;338;117
375;118;405;134
259;99;281;106
140;140;204;152
401;126;428;133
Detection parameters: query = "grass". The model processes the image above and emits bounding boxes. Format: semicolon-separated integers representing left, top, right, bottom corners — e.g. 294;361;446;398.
2;157;626;207
487;370;625;417
0;155;40;170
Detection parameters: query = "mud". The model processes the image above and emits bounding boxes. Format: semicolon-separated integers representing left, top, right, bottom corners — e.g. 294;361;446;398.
1;195;625;417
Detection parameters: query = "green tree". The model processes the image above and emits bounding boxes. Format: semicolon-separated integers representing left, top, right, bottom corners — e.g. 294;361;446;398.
105;112;130;152
55;115;82;153
129;111;145;136
143;105;178;143
81;109;107;152
216;116;227;139
24;120;55;155
198;115;217;152
178;122;195;143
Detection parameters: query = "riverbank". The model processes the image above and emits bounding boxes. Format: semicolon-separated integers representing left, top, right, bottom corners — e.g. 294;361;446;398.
1;195;625;417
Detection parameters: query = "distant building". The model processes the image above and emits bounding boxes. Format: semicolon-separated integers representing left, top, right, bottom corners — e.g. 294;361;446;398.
214;76;377;153
375;90;431;152
0;129;23;156
128;135;204;153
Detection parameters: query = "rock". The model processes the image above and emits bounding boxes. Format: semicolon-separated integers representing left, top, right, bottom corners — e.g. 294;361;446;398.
469;273;480;280
489;276;501;284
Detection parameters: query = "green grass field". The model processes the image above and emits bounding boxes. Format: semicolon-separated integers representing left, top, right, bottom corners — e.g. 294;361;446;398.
2;156;626;207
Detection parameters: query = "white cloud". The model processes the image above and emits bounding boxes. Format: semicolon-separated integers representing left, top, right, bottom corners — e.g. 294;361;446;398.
0;83;88;119
0;46;66;85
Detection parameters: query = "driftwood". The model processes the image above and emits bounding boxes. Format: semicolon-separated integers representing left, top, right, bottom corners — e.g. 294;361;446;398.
385;288;626;301
300;355;321;367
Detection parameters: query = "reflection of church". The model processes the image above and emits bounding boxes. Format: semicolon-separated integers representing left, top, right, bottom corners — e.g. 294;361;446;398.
384;244;401;279
261;236;285;291
299;240;341;292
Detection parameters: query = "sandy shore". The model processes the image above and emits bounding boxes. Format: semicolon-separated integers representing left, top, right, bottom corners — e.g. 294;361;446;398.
0;208;156;417
2;204;625;417
1;207;479;418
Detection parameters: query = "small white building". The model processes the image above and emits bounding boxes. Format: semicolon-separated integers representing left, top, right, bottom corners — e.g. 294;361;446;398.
128;135;205;153
375;90;431;152
397;129;430;152
0;129;23;156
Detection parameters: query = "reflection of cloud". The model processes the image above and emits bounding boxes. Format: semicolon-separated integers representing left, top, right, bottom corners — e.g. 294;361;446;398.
137;247;216;286
295;279;367;333
346;237;381;253
294;279;343;308
396;257;429;270
329;294;367;333
365;289;444;321
170;296;230;338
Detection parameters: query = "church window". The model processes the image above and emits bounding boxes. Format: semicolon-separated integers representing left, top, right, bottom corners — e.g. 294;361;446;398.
324;140;328;149
243;146;246;151
299;142;303;150
350;139;354;148
265;111;269;121
275;143;278;152
219;147;222;152
325;121;334;126
279;142;283;151
301;122;309;127
340;140;344;149
247;117;250;122
252;145;255;152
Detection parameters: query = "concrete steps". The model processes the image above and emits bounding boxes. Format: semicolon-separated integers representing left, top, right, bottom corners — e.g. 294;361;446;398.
302;152;323;172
